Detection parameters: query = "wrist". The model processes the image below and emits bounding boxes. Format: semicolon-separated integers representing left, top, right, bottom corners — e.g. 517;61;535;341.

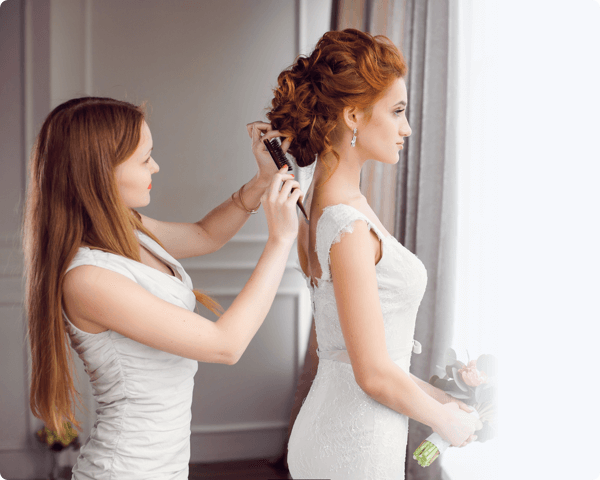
438;390;452;404
428;402;451;432
252;172;271;191
266;234;295;251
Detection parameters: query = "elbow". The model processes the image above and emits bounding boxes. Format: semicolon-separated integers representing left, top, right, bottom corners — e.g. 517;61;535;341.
357;375;384;399
354;359;399;400
224;351;241;365
355;368;388;399
221;345;244;365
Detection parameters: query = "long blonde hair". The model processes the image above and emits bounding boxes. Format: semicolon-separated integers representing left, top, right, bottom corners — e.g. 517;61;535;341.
23;97;221;435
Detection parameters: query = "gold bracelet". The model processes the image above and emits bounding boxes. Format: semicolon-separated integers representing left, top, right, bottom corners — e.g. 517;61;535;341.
237;183;261;214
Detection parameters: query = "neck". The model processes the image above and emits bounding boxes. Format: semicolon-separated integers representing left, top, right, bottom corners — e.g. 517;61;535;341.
313;142;366;195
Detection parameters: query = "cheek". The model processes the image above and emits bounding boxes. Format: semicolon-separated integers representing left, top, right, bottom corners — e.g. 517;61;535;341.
116;167;144;198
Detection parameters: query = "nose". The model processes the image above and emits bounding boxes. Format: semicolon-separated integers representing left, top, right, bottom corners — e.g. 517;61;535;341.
150;157;159;174
400;118;412;138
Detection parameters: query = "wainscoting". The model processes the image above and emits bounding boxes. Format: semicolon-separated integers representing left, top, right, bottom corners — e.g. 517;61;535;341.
0;0;328;477
182;236;312;463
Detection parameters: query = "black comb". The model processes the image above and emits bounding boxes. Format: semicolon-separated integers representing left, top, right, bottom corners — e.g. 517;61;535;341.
263;138;309;221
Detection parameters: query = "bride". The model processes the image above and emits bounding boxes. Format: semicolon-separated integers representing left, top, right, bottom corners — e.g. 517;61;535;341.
267;29;482;479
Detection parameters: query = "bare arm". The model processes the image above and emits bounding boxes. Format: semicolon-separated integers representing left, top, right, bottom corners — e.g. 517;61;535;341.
329;221;481;446
139;173;268;259
140;122;291;259
410;373;476;418
64;169;304;365
63;236;291;365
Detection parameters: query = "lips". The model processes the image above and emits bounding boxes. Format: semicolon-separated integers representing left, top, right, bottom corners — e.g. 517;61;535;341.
148;184;152;190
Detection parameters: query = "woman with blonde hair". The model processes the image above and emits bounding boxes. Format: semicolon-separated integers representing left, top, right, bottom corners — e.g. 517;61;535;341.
267;29;481;479
23;96;302;479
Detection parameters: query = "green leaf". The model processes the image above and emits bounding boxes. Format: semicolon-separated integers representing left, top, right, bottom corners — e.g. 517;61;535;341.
444;348;457;365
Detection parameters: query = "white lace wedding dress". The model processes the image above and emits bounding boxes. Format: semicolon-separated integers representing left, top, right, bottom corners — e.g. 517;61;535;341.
287;204;428;480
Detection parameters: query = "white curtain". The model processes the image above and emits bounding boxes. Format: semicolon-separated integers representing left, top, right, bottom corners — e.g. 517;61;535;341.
444;1;600;480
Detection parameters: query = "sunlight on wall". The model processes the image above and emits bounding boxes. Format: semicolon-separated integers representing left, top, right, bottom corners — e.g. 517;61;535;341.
445;1;600;479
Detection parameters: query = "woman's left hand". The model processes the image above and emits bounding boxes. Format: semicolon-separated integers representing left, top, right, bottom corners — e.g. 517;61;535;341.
438;390;479;447
437;388;473;413
246;121;292;188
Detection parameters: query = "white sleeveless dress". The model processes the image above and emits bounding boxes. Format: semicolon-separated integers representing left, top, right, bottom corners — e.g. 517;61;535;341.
287;204;428;480
64;231;198;480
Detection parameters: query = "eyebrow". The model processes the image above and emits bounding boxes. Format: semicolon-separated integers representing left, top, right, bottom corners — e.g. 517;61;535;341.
393;100;407;107
146;146;153;156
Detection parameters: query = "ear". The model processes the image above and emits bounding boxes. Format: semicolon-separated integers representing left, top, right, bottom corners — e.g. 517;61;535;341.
341;106;364;131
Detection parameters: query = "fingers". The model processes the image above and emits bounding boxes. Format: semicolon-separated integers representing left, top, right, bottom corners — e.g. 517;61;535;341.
266;166;293;197
246;121;272;139
278;178;302;199
281;136;292;154
458;402;475;413
287;185;304;204
459;434;477;447
246;121;291;150
264;167;303;207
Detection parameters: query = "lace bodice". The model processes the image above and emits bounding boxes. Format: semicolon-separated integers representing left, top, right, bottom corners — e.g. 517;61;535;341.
301;203;427;360
288;204;428;480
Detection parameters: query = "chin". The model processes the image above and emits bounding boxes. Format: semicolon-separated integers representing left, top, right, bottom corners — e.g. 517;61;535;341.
380;154;400;165
127;199;151;209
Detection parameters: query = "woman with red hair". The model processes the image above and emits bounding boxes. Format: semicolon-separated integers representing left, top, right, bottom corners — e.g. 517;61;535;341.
268;29;481;479
23;96;302;479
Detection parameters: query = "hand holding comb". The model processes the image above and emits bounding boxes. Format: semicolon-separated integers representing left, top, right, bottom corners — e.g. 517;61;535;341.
263;138;309;221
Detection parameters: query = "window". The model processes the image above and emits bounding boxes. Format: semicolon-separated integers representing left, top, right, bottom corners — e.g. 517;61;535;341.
444;1;600;480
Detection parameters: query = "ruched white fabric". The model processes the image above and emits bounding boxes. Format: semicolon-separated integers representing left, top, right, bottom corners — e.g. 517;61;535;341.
64;231;198;480
287;204;428;480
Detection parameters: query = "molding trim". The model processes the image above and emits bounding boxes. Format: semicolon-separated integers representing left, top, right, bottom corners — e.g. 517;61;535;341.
191;420;288;435
191;290;301;437
197;287;303;297
179;236;300;272
180;260;299;272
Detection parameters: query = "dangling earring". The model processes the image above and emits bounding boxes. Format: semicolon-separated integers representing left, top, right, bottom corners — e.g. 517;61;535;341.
350;128;357;147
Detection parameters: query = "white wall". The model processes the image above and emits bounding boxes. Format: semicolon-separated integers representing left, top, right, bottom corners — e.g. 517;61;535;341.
0;0;331;477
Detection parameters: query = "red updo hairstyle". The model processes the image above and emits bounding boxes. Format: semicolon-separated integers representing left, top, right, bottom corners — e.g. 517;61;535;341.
267;28;407;169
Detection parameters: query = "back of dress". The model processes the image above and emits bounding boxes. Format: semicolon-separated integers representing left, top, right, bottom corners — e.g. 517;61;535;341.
288;204;428;480
64;232;198;480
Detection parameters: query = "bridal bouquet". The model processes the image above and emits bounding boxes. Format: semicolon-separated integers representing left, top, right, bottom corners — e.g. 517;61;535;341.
413;348;497;467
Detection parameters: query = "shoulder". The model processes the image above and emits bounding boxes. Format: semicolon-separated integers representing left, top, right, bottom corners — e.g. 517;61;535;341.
63;249;140;316
315;202;382;281
318;201;383;244
66;247;138;281
63;262;142;333
63;258;140;302
318;202;366;232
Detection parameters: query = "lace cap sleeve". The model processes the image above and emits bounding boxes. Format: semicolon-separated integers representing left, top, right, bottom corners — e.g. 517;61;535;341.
315;204;385;283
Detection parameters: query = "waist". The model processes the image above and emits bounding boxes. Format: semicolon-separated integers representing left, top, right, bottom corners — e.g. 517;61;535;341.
317;339;421;364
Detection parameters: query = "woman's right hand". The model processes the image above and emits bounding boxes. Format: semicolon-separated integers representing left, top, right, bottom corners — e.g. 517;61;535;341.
433;402;483;447
261;166;304;245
